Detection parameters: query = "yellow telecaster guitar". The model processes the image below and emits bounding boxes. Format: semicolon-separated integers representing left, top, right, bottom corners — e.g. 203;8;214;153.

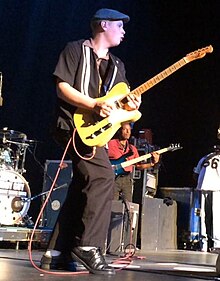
74;45;213;147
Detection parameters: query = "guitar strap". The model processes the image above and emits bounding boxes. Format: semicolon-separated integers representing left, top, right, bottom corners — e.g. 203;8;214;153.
108;54;130;91
83;46;119;97
201;152;219;167
100;52;130;96
81;45;91;97
99;57;117;96
126;143;136;158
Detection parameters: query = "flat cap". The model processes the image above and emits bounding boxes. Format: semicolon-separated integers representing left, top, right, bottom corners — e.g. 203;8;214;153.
91;8;130;23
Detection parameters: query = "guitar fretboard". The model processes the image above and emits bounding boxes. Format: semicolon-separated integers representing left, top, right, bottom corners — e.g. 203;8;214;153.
121;147;170;169
131;57;188;97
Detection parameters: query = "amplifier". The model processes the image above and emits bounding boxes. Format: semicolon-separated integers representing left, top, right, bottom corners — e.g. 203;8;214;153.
107;200;139;254
41;160;72;229
158;187;201;247
141;197;177;251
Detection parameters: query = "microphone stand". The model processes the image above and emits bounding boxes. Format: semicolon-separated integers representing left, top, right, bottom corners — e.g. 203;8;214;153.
22;183;68;202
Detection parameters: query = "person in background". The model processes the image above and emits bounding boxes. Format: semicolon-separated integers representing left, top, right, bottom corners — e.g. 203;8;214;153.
193;144;220;252
108;122;160;202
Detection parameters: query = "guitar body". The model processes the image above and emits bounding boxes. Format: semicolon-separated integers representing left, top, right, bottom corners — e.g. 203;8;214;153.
110;151;134;176
74;82;142;147
110;160;127;176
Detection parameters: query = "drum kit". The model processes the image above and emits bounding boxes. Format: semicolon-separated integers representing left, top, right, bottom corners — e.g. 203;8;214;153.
0;128;32;226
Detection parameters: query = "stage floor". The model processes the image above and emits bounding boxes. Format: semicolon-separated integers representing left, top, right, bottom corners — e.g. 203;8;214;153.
0;248;219;281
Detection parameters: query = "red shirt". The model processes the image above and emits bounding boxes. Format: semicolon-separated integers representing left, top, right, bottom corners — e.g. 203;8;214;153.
108;139;139;173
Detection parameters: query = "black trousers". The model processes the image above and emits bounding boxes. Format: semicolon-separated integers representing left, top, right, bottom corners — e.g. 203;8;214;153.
48;129;115;253
204;191;213;249
114;174;133;202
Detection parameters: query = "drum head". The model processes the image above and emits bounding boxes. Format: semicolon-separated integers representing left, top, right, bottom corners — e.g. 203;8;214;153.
0;169;31;225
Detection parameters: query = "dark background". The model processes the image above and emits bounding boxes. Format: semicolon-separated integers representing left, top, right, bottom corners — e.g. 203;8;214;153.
0;0;219;220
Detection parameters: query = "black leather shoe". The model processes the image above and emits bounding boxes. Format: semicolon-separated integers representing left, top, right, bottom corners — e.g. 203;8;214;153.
71;247;115;275
40;253;77;271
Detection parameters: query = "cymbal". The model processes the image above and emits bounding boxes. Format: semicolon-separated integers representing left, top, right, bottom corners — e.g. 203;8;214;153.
0;129;27;140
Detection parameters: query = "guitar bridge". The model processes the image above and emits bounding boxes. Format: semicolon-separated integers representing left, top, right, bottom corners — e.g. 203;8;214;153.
115;100;124;109
86;123;112;139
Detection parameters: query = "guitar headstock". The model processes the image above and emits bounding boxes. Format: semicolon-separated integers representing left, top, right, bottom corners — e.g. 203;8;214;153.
184;45;213;63
168;143;183;152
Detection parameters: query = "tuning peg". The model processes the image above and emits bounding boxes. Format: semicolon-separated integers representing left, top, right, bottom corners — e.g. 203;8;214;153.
169;143;183;151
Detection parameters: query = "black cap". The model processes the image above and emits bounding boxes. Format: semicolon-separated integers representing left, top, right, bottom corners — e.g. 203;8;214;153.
91;8;130;23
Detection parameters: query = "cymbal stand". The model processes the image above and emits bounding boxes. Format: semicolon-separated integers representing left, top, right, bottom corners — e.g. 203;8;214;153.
4;139;29;174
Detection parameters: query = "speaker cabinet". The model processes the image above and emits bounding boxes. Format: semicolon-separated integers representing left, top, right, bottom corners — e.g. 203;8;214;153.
107;200;139;254
41;160;72;229
158;187;201;247
141;197;177;251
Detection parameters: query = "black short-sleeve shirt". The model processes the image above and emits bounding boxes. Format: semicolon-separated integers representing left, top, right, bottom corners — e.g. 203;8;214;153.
53;39;129;133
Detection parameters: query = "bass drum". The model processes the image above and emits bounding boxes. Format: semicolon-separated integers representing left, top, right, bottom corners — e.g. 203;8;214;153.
0;169;31;226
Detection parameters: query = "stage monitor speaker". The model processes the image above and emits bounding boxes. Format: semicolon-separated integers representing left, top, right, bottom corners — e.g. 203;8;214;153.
158;187;201;247
141;197;177;251
41;160;72;229
107;200;139;254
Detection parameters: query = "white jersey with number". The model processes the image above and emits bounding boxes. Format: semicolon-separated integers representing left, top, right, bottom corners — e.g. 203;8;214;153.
195;152;220;191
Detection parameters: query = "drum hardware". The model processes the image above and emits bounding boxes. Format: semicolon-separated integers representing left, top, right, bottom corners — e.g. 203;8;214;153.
0;169;31;226
0;128;31;174
0;161;49;227
8;182;68;207
2;138;29;175
0;147;13;167
11;196;26;212
6;183;68;228
0;129;67;227
0;128;39;226
0;128;26;140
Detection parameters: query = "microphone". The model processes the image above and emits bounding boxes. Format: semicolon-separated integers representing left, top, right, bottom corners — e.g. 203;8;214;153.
0;72;3;106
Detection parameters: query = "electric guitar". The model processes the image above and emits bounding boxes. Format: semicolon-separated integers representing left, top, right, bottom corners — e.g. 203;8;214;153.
111;144;182;176
74;45;213;147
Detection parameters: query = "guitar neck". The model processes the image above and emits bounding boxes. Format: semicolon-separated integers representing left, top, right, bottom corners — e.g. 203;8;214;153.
130;57;188;97
121;147;169;169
